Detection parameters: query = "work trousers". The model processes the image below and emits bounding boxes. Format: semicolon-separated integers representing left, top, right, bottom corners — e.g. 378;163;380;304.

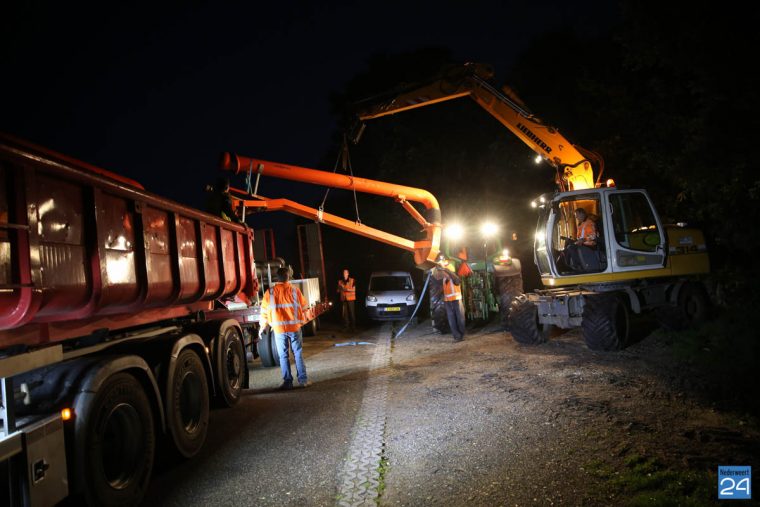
444;300;466;341
342;300;356;331
274;330;307;385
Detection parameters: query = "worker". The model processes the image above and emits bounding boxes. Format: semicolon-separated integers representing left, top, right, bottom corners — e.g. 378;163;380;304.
206;176;243;224
260;266;310;389
433;253;466;342
565;207;598;270
337;268;356;332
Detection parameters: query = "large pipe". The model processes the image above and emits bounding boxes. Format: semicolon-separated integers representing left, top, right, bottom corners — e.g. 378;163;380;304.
220;152;440;213
220;152;441;267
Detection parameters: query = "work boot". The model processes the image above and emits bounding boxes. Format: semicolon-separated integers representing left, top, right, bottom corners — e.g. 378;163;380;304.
299;381;312;388
277;382;293;390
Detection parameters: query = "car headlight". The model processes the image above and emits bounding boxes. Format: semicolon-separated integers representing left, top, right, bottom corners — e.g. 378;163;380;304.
406;294;416;301
367;295;377;302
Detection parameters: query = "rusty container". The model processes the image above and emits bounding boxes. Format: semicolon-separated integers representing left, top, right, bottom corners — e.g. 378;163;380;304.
0;135;256;348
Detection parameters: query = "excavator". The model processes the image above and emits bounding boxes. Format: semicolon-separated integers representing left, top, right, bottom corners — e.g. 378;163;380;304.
350;62;710;350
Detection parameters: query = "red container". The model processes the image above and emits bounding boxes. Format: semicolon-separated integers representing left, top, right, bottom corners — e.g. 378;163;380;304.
0;135;256;348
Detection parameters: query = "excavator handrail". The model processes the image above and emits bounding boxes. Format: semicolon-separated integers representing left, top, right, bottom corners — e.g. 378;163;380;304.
220;152;441;268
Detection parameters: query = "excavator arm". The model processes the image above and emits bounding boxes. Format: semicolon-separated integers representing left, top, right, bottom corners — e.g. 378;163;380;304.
219;152;441;269
353;62;598;191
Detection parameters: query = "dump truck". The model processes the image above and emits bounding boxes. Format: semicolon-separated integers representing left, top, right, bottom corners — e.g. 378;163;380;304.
0;134;441;506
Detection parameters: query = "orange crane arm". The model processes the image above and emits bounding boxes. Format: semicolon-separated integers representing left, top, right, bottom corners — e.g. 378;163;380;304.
219;152;441;268
354;62;598;191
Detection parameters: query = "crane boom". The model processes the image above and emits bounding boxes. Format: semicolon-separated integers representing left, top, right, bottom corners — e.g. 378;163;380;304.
354;62;597;191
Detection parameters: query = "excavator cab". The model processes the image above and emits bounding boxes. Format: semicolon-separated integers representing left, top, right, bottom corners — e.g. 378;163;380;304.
534;188;667;282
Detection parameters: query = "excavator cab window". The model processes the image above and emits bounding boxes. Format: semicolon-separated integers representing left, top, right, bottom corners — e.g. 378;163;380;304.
609;192;660;252
550;196;607;274
606;190;666;270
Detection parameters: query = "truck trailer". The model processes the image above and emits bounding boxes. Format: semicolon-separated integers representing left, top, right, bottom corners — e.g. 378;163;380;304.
0;134;328;506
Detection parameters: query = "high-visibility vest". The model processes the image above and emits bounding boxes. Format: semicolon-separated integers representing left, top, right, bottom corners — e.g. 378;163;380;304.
338;277;356;302
578;219;598;246
260;282;308;333
443;277;462;302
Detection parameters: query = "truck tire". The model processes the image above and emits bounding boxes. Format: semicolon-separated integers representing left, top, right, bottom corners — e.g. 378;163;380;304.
509;296;550;345
495;273;523;330
167;349;209;458
582;294;629;351
75;372;155;507
216;322;246;407
257;327;276;367
302;318;318;337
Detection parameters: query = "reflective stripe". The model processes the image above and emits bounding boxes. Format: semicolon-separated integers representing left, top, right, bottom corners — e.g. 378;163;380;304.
270;287;304;325
443;279;462;301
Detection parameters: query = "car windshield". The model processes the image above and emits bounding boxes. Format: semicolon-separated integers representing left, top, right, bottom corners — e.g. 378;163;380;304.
370;276;412;291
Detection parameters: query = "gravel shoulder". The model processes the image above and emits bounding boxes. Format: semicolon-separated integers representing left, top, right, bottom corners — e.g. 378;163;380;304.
382;321;760;506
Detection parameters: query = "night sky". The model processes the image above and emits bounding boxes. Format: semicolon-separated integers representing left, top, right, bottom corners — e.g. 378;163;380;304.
2;1;621;265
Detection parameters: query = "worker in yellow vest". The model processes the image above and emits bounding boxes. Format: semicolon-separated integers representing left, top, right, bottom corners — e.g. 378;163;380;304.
433;253;466;342
337;268;357;332
260;267;310;389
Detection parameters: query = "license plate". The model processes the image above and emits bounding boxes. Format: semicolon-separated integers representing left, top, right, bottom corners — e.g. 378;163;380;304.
384;307;401;312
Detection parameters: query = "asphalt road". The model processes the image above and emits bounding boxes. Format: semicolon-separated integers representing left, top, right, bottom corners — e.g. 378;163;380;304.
143;320;760;506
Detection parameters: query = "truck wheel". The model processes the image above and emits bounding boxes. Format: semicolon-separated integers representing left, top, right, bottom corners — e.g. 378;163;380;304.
302;319;318;337
495;274;523;330
582;294;629;351
216;323;246;407
257;327;276;367
167;349;209;458
509;296;550;345
271;331;281;366
75;372;155;507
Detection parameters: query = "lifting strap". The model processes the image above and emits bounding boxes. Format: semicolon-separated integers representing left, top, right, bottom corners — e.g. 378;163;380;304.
318;135;362;224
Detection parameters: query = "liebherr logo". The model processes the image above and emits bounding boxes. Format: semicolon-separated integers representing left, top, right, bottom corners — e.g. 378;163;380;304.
517;122;552;154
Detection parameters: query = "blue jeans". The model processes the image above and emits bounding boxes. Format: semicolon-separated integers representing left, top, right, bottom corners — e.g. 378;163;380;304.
274;330;308;384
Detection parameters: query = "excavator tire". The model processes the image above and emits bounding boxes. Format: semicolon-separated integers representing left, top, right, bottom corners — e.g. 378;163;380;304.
581;294;629;351
495;273;523;331
656;282;710;331
509;296;550;345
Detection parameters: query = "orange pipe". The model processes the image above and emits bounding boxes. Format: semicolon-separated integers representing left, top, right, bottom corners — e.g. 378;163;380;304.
220;153;440;211
220;152;441;267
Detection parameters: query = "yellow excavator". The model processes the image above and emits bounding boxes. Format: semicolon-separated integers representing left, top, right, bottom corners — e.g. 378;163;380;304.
352;62;710;350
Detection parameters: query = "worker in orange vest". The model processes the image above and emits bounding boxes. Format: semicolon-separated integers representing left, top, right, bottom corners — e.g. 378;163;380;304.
565;207;598;271
337;268;356;332
260;267;310;389
433;253;466;342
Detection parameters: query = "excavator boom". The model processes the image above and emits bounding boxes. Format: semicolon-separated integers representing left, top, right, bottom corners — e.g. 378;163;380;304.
220;152;441;268
354;62;596;191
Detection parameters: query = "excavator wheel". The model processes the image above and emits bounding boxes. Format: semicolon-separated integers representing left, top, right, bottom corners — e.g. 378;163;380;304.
509;296;550;345
495;273;523;331
581;294;629;351
656;282;710;331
